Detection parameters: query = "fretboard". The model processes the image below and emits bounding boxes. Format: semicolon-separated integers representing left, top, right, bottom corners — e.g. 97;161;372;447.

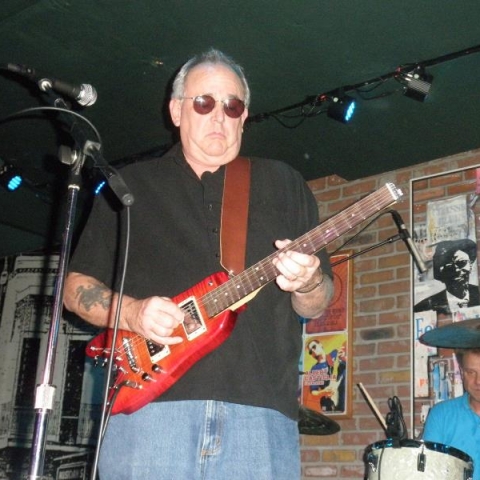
203;182;402;316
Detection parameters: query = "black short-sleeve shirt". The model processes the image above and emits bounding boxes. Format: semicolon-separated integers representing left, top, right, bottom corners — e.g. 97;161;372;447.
69;144;331;419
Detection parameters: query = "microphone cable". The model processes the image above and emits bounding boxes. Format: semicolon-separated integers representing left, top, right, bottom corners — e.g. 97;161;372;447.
386;395;408;442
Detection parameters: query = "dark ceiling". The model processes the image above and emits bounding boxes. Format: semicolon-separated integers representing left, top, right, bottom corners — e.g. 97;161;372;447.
1;0;480;257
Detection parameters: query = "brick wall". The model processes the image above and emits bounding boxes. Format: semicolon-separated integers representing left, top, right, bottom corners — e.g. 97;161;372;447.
301;148;480;479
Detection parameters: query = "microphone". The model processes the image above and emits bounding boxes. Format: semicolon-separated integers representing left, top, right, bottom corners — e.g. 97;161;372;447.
5;63;97;106
390;210;427;273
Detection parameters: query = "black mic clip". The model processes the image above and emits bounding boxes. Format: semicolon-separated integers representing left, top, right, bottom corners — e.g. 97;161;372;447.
84;141;135;207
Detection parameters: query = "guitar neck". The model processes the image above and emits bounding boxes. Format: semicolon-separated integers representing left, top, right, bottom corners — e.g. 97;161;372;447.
202;182;402;317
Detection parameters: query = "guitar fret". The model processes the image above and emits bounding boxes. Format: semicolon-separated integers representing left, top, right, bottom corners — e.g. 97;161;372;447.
257;262;274;282
253;264;268;282
256;262;273;282
225;279;244;301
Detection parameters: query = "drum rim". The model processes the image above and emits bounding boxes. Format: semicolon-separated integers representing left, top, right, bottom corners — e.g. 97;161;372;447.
366;438;473;463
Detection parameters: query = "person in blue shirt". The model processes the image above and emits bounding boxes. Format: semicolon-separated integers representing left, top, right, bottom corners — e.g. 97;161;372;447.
423;348;480;479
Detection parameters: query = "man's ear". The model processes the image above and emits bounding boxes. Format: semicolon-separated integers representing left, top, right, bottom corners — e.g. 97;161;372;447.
169;98;181;127
241;107;249;129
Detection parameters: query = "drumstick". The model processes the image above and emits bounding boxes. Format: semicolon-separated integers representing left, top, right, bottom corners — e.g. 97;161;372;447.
357;383;388;432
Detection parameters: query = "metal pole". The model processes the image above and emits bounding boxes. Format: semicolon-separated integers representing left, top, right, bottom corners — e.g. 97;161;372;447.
27;157;83;479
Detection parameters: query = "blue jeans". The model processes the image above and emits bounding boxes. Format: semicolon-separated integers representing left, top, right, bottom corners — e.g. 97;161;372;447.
98;400;300;480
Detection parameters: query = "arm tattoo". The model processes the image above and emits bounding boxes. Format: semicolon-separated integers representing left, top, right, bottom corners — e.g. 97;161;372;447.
75;283;113;311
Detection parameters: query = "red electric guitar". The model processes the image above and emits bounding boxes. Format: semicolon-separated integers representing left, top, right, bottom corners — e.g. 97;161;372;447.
87;183;403;415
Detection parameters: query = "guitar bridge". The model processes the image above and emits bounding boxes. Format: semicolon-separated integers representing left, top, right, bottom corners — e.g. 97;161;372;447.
122;337;140;372
179;296;207;340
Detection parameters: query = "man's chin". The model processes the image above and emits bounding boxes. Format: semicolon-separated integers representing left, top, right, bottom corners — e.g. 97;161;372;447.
467;389;480;402
202;143;239;160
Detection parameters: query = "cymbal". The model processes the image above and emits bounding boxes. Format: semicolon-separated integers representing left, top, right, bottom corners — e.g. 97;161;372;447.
298;405;340;436
420;318;480;348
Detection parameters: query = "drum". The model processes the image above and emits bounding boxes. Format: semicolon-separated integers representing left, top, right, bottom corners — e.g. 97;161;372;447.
365;439;473;480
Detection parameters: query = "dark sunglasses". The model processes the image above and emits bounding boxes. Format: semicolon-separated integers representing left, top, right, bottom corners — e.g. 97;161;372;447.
445;259;471;269
182;95;245;119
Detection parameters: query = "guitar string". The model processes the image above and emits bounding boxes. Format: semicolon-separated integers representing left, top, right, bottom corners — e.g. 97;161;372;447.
105;185;400;359
201;184;400;312
105;184;400;364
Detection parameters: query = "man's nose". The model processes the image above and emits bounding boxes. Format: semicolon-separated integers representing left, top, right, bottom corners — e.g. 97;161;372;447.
212;101;225;122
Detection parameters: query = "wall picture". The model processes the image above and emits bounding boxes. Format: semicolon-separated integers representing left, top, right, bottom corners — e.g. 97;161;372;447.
299;252;353;419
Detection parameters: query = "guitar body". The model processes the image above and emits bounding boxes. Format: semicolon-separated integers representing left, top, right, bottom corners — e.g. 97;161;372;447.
87;271;239;415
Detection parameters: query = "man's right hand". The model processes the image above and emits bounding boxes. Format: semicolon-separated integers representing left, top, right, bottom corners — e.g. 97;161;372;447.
123;296;184;345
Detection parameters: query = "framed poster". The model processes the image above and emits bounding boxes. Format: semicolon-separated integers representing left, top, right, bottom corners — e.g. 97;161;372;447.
410;165;480;437
299;251;353;419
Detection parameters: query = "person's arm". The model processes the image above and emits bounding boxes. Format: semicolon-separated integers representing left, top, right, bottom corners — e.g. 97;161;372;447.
64;271;184;345
422;405;443;442
291;268;333;319
272;239;334;318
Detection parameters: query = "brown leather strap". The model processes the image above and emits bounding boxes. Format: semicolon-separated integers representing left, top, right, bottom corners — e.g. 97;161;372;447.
220;157;251;275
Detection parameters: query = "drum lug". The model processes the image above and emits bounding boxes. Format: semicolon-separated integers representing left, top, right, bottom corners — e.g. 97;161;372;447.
417;451;426;472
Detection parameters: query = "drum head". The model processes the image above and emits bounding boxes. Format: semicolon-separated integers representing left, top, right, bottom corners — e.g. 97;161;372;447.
365;439;473;480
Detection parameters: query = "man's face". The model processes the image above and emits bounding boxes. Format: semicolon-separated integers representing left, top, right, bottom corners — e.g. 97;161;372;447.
442;250;472;293
461;351;480;413
169;64;248;177
308;341;326;361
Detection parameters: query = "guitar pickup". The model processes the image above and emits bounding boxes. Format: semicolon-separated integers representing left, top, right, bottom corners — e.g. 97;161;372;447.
178;296;207;340
146;339;170;363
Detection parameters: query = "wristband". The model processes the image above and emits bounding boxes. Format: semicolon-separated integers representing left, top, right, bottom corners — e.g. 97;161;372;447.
296;274;324;294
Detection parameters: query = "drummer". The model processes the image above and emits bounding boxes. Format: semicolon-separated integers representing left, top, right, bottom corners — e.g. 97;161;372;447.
423;348;480;479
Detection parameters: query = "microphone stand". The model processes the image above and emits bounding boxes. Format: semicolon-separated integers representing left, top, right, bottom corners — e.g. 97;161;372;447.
27;146;84;480
330;233;403;267
26;88;133;480
330;212;426;276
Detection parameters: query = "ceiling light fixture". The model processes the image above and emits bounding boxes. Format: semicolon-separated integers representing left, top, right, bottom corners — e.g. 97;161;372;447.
0;160;23;192
402;67;433;102
246;44;480;129
327;94;356;124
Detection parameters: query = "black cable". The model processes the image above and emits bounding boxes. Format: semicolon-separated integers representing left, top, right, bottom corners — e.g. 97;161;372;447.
90;205;132;480
385;396;408;441
1;105;103;144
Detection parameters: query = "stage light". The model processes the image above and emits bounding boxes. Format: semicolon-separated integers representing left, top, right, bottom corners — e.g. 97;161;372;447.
0;161;23;191
402;67;433;102
327;94;356;124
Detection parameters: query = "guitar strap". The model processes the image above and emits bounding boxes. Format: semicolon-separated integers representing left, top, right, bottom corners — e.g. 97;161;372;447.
220;156;251;275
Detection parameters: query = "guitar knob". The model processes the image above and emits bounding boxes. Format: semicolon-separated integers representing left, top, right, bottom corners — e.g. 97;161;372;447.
142;373;153;382
152;364;164;373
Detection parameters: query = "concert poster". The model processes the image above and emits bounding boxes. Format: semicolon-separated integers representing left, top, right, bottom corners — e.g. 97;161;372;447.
411;181;480;437
299;251;353;418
